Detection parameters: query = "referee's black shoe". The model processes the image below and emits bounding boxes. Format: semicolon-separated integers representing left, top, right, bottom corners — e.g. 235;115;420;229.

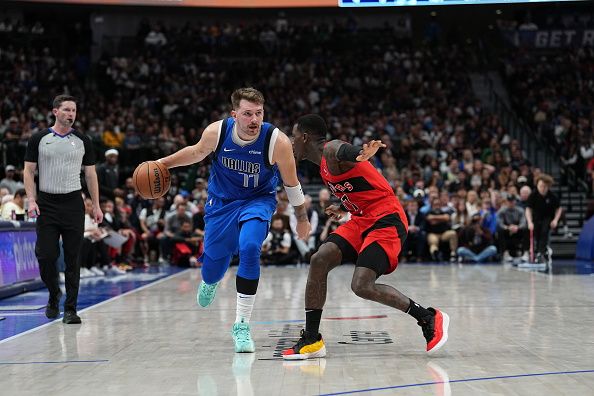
45;303;59;319
62;311;82;324
45;292;62;319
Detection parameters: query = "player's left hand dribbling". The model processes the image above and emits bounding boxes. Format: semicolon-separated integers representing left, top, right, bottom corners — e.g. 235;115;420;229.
356;140;386;162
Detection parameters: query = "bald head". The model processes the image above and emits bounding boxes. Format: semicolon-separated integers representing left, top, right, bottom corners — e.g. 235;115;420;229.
520;185;531;201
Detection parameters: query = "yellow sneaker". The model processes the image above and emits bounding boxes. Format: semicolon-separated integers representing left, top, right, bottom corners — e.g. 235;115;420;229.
282;329;326;360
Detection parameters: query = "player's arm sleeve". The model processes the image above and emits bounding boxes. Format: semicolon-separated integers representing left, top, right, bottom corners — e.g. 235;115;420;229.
323;140;361;164
336;143;363;162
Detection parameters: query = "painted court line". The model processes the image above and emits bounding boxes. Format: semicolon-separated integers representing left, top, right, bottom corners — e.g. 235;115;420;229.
319;369;594;395
0;269;191;345
0;359;109;365
252;315;388;325
324;315;387;320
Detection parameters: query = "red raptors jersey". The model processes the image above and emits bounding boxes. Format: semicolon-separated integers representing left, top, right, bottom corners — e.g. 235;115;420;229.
320;156;408;223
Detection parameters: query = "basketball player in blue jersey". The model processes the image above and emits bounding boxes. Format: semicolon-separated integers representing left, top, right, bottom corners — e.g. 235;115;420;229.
158;88;311;353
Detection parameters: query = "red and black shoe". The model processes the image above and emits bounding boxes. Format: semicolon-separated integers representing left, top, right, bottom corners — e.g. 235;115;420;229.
419;307;449;354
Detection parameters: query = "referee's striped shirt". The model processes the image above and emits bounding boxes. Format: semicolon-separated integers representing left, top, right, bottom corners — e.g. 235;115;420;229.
24;128;96;194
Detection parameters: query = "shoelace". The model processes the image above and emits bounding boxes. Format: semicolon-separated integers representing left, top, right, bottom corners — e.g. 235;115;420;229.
418;318;434;342
234;325;251;343
202;283;217;298
291;329;314;351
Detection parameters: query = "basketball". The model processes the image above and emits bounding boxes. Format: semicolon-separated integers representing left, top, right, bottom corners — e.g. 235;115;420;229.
133;161;171;199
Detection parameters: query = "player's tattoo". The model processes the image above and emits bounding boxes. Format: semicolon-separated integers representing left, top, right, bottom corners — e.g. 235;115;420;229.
323;140;357;175
305;278;327;307
294;204;308;222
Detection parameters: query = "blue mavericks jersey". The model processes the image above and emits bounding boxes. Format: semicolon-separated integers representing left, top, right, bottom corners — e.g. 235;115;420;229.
207;117;279;200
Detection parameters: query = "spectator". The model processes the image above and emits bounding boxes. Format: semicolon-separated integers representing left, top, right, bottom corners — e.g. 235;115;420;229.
100;199;135;269
0;165;24;194
319;216;342;245
274;197;291;231
97;149;120;199
139;196;167;263
162;202;192;261
0;188;25;220
426;197;458;262
496;194;528;262
191;178;208;203
465;190;480;216
0;188;10;212
171;220;201;267
102;124;124;149
451;199;469;231
145;25;167;46
518;185;532;209
289;194;318;263
2;118;22;166
79;197;109;277
261;216;295;265
312;188;331;244
457;213;498;263
480;198;498;236
403;199;426;262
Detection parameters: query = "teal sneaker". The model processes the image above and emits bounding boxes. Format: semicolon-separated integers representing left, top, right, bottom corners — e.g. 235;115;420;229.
197;281;219;307
232;320;255;353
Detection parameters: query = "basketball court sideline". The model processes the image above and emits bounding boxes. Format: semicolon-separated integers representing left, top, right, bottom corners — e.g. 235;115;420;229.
1;264;593;396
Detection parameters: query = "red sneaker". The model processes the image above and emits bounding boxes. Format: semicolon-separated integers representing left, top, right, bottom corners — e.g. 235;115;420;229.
419;308;450;354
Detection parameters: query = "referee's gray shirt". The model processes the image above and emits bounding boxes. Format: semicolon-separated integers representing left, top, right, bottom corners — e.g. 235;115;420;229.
25;128;96;194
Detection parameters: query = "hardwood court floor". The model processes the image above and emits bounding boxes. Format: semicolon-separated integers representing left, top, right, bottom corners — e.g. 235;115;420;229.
1;264;593;396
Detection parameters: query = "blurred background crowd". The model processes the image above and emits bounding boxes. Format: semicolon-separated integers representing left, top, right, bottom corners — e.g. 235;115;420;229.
0;2;591;275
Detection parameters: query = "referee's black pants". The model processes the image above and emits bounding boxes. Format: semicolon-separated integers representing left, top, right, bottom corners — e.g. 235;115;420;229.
36;191;84;312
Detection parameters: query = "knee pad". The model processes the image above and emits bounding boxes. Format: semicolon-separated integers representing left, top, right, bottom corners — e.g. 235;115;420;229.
201;254;231;284
237;219;269;280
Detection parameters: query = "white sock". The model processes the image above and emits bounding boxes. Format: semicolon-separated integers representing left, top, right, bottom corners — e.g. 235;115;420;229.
236;293;256;323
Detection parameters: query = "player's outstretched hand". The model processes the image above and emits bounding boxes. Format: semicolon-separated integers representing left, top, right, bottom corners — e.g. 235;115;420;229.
325;204;346;221
296;219;311;241
356;140;386;162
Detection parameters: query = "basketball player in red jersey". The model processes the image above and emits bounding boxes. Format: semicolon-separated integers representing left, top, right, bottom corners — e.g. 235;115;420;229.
282;114;449;360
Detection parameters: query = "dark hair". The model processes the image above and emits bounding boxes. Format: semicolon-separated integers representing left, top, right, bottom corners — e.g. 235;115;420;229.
52;94;77;109
231;87;264;110
14;188;26;198
295;114;327;138
271;214;285;223
536;174;554;186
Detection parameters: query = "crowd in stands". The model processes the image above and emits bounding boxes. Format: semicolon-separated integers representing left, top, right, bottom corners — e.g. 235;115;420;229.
0;15;569;272
502;46;594;191
497;11;594;192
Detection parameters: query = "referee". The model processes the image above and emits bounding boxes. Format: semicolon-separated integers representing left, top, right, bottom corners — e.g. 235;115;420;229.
23;95;103;324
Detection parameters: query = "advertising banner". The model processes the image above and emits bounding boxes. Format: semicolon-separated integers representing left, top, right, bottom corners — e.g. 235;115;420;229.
0;230;39;288
502;29;594;48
